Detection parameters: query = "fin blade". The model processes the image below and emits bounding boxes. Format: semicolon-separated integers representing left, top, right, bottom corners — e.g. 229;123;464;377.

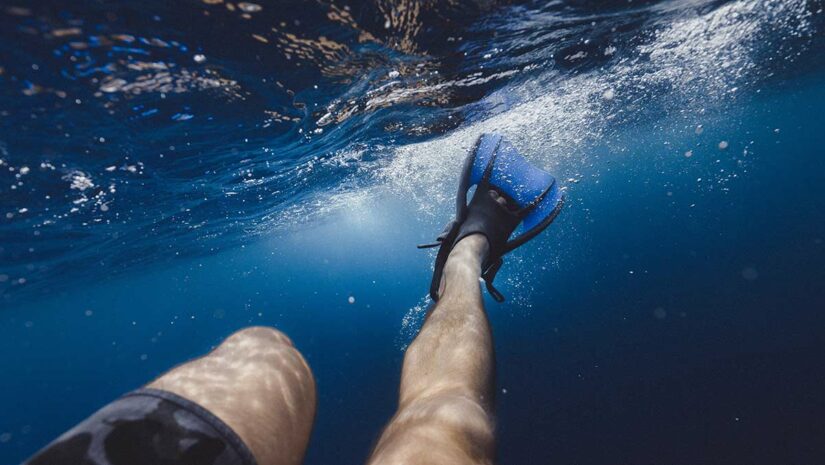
470;133;564;232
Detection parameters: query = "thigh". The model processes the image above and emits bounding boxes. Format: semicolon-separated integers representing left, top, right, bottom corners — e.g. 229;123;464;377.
25;327;315;465
147;327;316;465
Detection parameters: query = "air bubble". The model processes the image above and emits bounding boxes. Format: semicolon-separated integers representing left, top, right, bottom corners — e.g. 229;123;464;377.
237;2;262;13
653;307;667;319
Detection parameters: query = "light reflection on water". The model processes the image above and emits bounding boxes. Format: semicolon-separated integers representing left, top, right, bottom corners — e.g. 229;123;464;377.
0;0;821;303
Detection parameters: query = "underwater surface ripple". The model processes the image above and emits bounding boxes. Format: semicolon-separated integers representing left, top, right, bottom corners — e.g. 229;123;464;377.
0;0;822;298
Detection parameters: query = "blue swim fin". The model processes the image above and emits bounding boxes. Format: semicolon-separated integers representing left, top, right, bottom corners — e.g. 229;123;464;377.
419;133;564;302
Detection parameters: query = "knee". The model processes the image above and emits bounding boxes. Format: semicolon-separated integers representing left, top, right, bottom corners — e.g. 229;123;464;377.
414;394;494;440
225;326;295;348
216;326;314;384
370;395;494;465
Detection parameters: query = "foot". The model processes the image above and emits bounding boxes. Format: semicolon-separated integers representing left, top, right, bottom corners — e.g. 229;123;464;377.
422;133;565;302
448;189;512;265
437;189;513;299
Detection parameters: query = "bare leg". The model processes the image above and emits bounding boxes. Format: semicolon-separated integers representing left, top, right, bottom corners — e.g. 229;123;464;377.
368;234;495;465
147;326;316;465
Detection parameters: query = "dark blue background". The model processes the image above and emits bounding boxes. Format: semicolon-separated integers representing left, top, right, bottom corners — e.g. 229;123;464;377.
2;80;824;464
2;0;825;463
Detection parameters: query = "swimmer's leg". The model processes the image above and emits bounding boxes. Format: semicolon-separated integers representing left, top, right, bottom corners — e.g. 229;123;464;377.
147;326;316;465
25;327;315;465
368;234;495;465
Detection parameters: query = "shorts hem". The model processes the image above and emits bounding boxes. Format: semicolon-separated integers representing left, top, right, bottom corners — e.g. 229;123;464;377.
123;387;257;465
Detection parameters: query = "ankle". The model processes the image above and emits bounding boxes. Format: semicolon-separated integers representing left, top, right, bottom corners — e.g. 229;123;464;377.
449;234;489;265
438;234;489;298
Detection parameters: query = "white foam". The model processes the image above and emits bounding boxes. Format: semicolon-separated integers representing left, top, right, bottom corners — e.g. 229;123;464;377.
254;0;813;243
376;0;813;212
64;171;94;191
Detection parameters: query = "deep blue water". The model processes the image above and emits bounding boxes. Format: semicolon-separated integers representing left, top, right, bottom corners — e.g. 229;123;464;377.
2;0;825;464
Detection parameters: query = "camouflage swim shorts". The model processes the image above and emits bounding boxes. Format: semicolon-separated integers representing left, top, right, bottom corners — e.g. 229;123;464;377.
23;388;257;465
